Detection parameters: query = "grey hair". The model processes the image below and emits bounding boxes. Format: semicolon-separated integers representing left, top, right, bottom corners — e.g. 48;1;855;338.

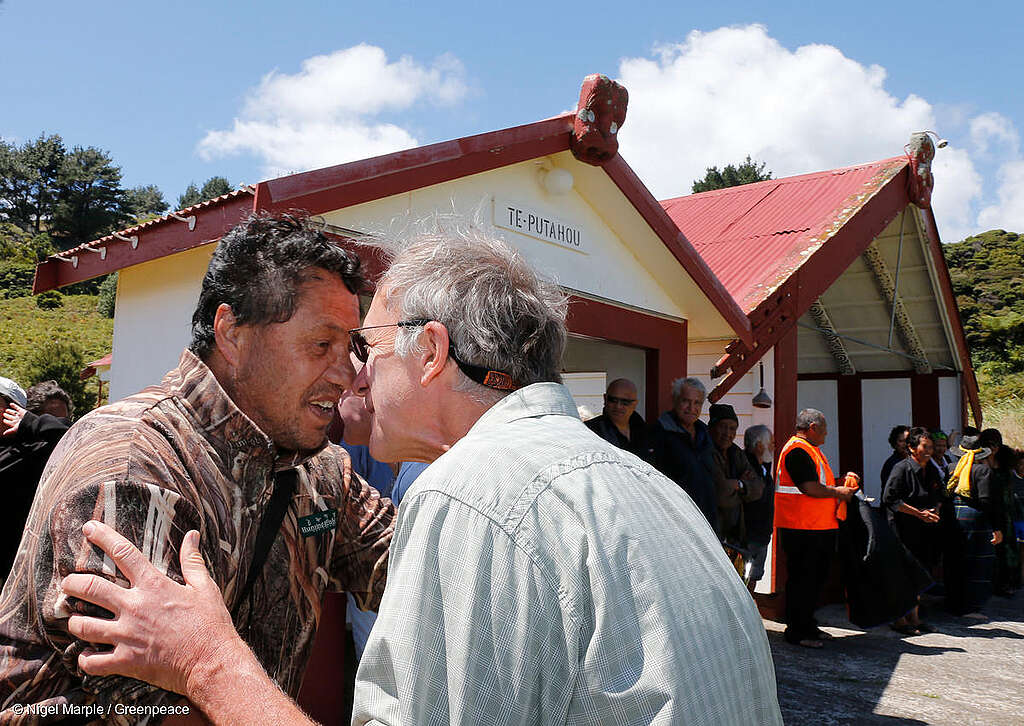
373;224;568;403
744;424;772;452
671;376;706;404
795;408;826;431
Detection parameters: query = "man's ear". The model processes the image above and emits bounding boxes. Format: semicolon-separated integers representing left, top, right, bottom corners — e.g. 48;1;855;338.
213;304;246;369
419;321;452;387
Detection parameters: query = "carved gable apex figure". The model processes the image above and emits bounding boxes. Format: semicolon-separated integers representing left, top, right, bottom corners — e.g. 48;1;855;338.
571;74;629;166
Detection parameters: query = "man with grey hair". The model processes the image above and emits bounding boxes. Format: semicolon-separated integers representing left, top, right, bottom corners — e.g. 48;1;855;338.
743;424;775;590
59;227;783;725
650;376;719;531
775;408;860;647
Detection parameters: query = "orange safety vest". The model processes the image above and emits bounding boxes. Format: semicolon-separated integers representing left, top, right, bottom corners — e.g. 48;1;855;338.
774;435;845;530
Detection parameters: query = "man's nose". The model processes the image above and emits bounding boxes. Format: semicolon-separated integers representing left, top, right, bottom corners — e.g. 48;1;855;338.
325;350;356;390
350;356;369;397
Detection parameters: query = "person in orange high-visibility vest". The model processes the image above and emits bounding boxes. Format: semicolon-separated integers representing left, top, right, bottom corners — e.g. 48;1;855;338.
775;408;860;648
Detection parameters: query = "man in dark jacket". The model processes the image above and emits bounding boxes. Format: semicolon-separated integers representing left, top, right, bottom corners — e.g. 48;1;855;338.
0;378;71;579
743;424;775;590
708;404;764;548
585;378;652;462
650;377;718;532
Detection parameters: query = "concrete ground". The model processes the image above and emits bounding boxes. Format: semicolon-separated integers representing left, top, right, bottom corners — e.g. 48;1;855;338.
766;589;1024;725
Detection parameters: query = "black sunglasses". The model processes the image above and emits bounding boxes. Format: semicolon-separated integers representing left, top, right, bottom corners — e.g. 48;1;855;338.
605;395;637;406
348;319;517;391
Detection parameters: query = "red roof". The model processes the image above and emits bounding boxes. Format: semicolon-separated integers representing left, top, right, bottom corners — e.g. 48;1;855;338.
660;158;907;314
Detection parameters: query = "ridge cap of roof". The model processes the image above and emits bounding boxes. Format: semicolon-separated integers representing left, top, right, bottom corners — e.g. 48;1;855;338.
658;155;908;206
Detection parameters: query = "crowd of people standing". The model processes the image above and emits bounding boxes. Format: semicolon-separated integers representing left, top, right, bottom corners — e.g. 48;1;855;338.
584;376;1024;644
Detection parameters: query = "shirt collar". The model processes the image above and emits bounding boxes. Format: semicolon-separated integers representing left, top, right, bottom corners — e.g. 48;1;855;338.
168;350;327;471
464;382;580;437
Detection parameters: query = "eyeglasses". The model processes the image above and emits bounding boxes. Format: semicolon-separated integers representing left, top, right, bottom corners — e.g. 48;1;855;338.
348;319;517;391
605;396;637;406
348;319;431;363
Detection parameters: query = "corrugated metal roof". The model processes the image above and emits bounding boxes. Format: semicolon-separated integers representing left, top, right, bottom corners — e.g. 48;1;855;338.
53;187;255;258
660;158;908;313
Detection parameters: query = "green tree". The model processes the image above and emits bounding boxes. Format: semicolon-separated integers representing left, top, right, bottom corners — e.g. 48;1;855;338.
692;155;773;193
51;146;130;246
96;272;118;318
124;184;169;222
23;339;93;418
176;182;201;210
200;176;231;201
0;134;66;233
0;223;56;299
176;176;231;210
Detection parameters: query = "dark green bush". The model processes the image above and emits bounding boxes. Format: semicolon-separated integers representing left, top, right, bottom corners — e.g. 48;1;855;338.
35;291;64;310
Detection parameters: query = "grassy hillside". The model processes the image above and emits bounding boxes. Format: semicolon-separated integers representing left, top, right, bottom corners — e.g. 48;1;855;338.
0;294;113;407
944;229;1024;444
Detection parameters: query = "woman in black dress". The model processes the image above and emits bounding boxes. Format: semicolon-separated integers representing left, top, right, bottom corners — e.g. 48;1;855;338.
883;427;942;634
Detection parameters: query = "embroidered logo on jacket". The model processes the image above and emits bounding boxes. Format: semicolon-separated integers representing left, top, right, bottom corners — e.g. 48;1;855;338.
298;509;338;537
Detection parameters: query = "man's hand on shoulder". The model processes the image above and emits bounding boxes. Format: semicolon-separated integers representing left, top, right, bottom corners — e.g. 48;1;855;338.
60;520;316;726
62;521;238;698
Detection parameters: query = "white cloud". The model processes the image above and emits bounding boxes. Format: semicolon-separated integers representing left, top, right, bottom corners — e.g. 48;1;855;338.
969;112;1019;157
978;160;1024;232
614;24;984;242
931;147;983;243
198;44;467;178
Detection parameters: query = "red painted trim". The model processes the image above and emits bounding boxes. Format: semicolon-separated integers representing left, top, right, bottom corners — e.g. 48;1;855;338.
798;370;957;381
836;376;863;476
918;208;982;426
770;327;799;594
708;289;797;402
565;295;686;415
602;155;754;348
32;194;256;292
645;348;661;422
255;116;575;215
911;373;941;429
788;169;910;314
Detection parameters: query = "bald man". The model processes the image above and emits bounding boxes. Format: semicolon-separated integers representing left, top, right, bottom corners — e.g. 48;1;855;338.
585;378;653;462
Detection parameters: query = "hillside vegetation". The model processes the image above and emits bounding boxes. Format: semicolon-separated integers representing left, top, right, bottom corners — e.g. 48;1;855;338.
945;229;1024;443
0;294;113;410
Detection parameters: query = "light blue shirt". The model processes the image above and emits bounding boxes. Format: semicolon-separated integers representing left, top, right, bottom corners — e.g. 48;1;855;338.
354;383;781;725
340;443;396;658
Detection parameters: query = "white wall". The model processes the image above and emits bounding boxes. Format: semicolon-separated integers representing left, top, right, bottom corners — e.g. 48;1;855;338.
797;380;840;474
860;378;913;501
321;151;727;335
939;375;962;437
562;336;647;419
110;245;215;400
687;341;775;442
562;372;607;420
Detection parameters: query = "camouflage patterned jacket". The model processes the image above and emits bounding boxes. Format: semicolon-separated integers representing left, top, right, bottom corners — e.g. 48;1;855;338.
0;350;394;724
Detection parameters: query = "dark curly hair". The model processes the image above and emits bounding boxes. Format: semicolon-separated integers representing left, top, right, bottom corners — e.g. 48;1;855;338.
25;380;73;418
888;425;910;449
189;213;364;359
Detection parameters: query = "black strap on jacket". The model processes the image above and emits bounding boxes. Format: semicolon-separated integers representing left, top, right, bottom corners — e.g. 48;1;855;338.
232;468;298;624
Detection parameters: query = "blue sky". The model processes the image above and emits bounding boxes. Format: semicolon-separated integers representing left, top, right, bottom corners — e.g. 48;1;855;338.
2;1;1022;243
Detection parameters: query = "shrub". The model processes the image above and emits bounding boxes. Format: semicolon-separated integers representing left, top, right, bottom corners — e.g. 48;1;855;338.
35;291;64;310
23;340;93;419
96;272;118;318
0;262;35;299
